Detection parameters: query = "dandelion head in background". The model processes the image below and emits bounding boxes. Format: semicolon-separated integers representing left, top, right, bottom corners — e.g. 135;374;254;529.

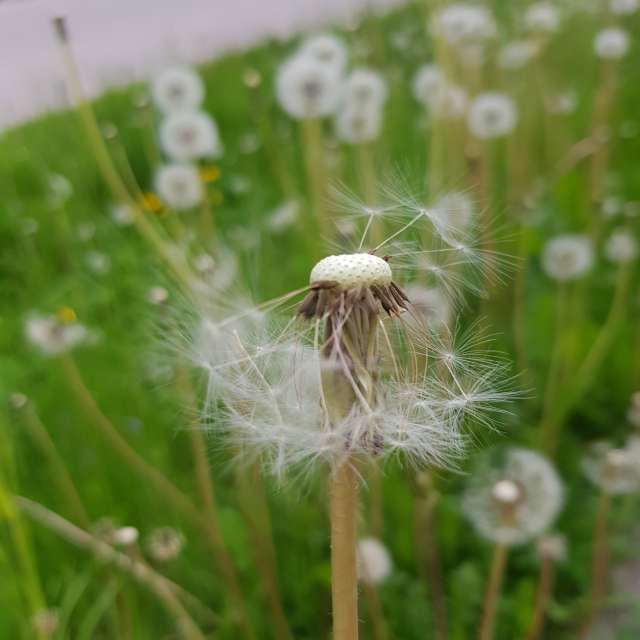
111;202;135;226
185;183;517;478
357;538;392;585
151;65;204;114
299;33;348;75
524;2;560;34
25;312;90;357
604;228;638;264
463;448;564;546
412;64;444;106
276;54;342;120
594;28;630;60
159;111;222;162
582;441;640;495
341;68;387;109
430;3;496;46
542;234;593;281
146;527;185;563
335;105;382;144
467;92;517;139
155;163;204;211
610;0;639;15
498;40;538;71
536;533;567;563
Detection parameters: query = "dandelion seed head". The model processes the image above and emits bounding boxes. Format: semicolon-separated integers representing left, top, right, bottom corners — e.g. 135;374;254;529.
542;234;593;281
341;68;387;108
159;111;222;162
152;65;204;114
310;253;392;289
498;40;538;70
276;54;342;120
604;228;638;264
146;527;184;563
357;538;392;584
335;104;382;144
155;163;203;210
467;92;517;139
430;4;496;45
611;0;639;15
111;202;135;226
299;33;348;75
524;2;560;33
594;27;630;60
463;448;564;546
537;533;567;563
582;441;640;495
412;64;444;106
25;313;90;357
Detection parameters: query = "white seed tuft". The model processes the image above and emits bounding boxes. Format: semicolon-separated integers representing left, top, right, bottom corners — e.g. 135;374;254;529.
310;253;392;289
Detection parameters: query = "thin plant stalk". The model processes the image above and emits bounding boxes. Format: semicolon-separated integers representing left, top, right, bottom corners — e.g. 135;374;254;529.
20;401;90;528
525;555;556;640
578;491;611;640
16;496;210;640
51;17;193;289
543;265;632;454
300;117;329;234
330;461;360;640
478;543;508;640
512;224;530;381
176;365;256;640
362;578;388;640
415;473;448;640
235;464;294;640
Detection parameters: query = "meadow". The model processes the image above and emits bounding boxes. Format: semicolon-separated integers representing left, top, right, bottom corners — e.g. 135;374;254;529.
1;1;640;639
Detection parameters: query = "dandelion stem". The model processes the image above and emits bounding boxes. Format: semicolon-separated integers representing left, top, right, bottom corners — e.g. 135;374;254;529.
578;490;611;640
15;495;210;640
20;401;90;528
362;578;388;640
330;461;360;640
478;543;508;640
525;555;555;640
301;117;329;234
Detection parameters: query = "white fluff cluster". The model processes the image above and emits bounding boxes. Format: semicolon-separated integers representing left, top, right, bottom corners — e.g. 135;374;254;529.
185;189;517;478
594;28;630;60
524;2;560;33
412;64;468;120
25;313;90;357
582;440;640;495
430;4;496;46
498;40;538;70
604;228;638;264
275;34;346;120
159;111;222;162
467;92;517;139
155;164;204;210
151;66;204;114
357;538;392;584
542;234;593;281
463;448;564;546
611;0;639;14
335;68;387;143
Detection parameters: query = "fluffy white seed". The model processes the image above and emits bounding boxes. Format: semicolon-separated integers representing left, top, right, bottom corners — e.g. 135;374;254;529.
310;253;392;289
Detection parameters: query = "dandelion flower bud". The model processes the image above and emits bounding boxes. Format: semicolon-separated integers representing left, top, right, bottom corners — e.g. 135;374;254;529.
299;33;348;75
463;448;564;546
357;538;392;585
159;111;222;162
275;54;341;120
146;527;184;563
611;0;639;15
152;65;204;114
536;533;567;563
155;163;203;211
541;234;593;281
582;441;640;495
25;313;89;357
594;28;630;60
467;92;517;139
524;2;560;34
604;229;638;264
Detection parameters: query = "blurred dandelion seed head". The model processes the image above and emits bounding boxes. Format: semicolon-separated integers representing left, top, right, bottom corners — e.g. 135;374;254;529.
542;234;593;281
357;537;392;584
152;65;204;114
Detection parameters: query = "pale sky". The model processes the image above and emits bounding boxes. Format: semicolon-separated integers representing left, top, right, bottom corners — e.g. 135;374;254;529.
0;0;403;129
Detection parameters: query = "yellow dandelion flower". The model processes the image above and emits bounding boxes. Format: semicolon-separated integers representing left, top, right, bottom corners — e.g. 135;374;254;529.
140;192;163;214
199;165;221;183
57;306;77;324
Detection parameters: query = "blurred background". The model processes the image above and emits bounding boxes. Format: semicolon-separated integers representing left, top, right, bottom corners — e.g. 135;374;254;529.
2;1;640;639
